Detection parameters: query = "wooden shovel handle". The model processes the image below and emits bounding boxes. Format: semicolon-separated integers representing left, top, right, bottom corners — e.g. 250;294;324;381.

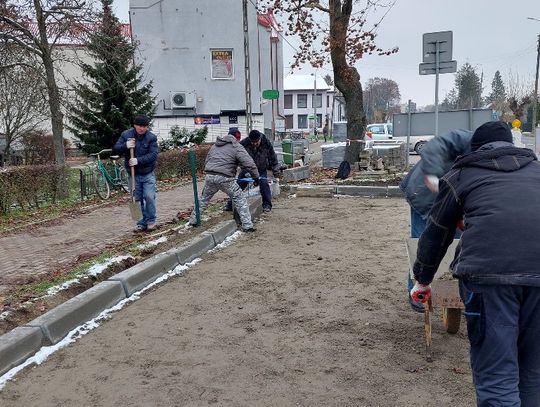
129;147;136;198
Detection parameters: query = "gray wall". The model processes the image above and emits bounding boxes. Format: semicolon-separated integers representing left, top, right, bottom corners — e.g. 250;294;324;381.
393;109;497;137
130;0;265;118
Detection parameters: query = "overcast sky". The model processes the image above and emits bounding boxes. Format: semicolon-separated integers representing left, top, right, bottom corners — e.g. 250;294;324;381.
112;0;539;107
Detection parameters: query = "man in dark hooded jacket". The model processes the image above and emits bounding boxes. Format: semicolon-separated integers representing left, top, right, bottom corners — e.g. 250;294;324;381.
410;121;540;406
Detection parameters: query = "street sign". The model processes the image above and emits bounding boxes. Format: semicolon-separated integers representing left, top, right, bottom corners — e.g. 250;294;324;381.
262;89;279;100
422;31;453;63
419;60;457;75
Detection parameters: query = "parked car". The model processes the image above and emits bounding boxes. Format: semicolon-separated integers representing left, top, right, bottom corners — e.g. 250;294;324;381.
392;134;434;153
365;123;393;141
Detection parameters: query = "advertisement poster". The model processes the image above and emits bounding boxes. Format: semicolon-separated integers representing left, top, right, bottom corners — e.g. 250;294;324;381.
211;49;233;79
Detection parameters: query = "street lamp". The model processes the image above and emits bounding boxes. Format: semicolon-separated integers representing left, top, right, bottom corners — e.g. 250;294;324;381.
527;17;540;150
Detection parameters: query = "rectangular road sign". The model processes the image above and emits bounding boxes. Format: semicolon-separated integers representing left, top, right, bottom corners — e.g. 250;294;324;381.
419;60;457;75
422;31;453;63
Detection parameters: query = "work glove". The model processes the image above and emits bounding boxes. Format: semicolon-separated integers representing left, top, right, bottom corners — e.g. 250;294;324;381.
252;177;260;187
126;138;136;149
424;175;439;193
129;157;138;166
410;281;431;304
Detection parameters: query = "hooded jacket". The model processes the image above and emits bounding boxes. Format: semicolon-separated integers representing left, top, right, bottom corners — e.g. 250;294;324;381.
413;142;540;287
204;134;259;179
240;134;280;173
399;129;472;218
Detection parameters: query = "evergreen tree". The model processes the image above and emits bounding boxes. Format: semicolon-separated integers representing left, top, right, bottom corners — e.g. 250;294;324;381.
454;63;483;109
440;88;458;111
486;70;506;112
68;0;155;154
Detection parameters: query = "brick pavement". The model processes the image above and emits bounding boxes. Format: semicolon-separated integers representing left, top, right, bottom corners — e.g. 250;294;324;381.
0;182;227;297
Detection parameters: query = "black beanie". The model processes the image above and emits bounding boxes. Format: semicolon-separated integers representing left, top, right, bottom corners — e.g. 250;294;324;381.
248;130;262;140
471;121;512;151
133;114;150;126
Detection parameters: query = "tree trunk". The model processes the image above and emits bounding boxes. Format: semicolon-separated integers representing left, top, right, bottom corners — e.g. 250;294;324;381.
35;0;67;197
329;0;366;165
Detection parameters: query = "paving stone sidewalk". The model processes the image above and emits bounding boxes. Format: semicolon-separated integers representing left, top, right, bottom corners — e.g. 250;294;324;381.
0;182;227;297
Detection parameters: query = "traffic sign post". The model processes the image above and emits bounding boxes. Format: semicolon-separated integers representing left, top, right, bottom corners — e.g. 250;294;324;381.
262;89;279;100
420;31;457;137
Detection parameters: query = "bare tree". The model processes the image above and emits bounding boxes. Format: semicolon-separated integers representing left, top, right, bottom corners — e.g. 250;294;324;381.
363;77;400;123
262;0;398;163
0;0;97;167
0;47;49;166
505;70;533;121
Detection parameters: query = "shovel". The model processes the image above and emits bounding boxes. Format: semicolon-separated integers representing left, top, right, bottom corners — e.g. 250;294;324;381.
129;147;143;221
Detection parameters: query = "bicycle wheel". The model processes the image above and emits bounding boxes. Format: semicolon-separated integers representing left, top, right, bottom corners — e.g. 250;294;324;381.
117;166;130;193
94;169;110;199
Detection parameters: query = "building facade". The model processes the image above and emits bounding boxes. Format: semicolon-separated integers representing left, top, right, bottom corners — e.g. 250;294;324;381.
283;74;345;136
129;0;284;142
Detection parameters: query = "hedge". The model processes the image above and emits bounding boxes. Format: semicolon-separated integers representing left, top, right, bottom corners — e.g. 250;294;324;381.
0;144;212;215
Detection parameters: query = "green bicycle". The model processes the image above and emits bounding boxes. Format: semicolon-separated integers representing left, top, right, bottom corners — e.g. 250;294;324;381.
89;149;129;199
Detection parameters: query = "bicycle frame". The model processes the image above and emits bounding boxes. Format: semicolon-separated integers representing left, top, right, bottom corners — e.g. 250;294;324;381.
91;149;126;187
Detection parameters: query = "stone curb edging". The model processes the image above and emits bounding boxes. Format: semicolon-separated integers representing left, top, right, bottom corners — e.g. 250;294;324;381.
0;193;268;377
287;184;403;198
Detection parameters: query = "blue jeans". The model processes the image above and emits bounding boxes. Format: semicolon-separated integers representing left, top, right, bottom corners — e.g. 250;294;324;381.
410;207;427;238
459;280;540;406
133;172;156;227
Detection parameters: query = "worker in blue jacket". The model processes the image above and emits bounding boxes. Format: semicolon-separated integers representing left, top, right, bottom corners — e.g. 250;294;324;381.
411;121;540;406
113;114;159;232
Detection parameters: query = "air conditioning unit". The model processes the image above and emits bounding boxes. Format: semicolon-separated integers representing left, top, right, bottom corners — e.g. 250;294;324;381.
170;91;196;108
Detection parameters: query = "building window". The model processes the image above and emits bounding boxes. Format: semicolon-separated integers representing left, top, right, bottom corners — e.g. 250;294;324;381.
312;93;322;108
297;94;307;108
285;115;293;129
284;94;293;109
327;95;330;107
298;114;308;129
316;114;322;128
211;49;234;79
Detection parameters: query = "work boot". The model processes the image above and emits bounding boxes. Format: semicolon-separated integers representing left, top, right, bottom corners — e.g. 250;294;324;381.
241;227;257;233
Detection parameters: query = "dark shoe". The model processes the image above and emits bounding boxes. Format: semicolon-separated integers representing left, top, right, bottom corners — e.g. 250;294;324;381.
223;204;233;212
241;227;257;233
133;225;147;233
262;206;271;213
188;222;199;227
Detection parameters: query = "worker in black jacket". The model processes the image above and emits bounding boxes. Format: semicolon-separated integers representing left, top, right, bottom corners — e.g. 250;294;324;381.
410;121;540;406
225;130;280;212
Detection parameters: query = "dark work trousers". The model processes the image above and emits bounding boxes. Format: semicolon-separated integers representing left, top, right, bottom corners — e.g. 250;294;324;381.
459;280;540;407
227;169;273;210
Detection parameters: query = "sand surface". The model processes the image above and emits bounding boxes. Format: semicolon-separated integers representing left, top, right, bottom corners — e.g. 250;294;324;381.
0;196;475;406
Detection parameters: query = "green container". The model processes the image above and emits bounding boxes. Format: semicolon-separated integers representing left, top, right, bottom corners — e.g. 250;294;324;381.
282;139;293;165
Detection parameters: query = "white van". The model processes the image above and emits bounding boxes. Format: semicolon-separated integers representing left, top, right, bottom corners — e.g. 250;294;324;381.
365;123;393;141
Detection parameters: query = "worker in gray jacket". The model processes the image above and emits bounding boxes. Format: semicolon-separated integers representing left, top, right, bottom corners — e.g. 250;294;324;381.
188;133;259;232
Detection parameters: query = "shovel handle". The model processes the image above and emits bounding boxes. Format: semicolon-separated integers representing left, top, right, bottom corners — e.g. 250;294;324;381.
129;147;136;199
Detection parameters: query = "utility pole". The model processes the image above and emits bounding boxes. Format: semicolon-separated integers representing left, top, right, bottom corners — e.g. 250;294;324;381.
533;34;540;150
242;0;253;134
313;73;317;138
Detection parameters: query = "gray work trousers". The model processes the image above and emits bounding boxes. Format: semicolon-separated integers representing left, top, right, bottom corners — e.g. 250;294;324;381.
189;174;253;229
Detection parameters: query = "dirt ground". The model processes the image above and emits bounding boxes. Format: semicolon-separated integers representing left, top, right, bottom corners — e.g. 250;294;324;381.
0;195;475;406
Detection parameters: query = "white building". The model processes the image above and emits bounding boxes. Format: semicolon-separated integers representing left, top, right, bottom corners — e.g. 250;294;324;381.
129;0;284;142
283;74;345;136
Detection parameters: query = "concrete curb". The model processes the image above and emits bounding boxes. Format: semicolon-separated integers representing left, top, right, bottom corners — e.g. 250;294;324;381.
287;184;403;198
0;327;44;376
25;281;126;345
0;190;271;378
